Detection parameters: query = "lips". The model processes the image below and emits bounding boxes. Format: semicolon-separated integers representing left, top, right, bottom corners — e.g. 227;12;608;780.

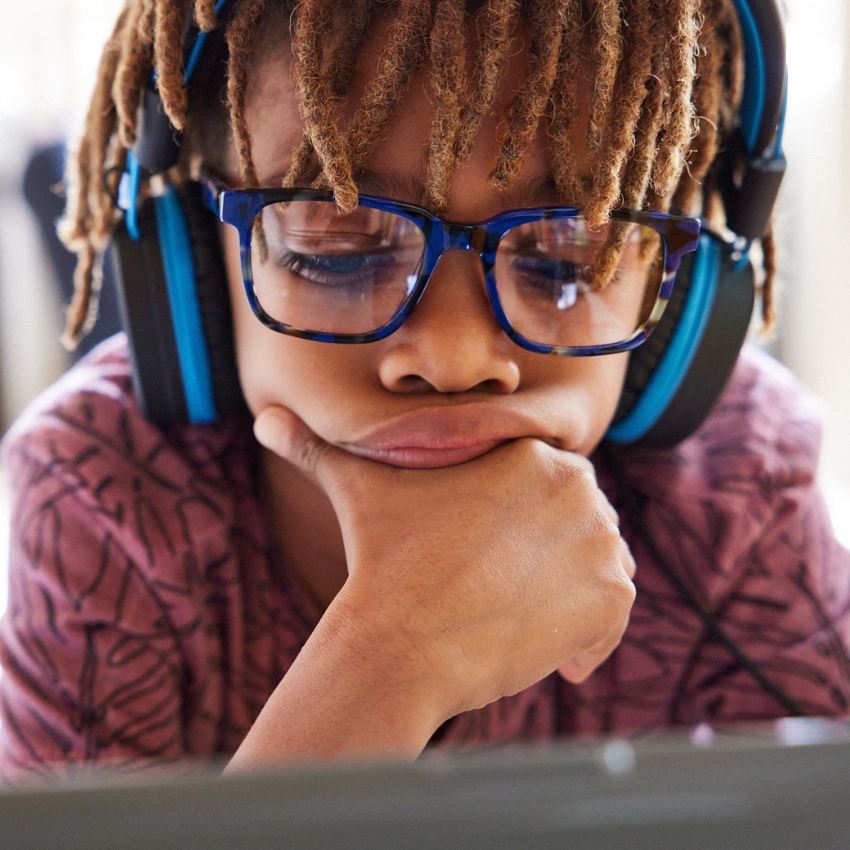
340;403;554;469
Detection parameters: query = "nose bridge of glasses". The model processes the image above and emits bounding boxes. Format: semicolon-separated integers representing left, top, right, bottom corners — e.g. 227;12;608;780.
441;222;489;255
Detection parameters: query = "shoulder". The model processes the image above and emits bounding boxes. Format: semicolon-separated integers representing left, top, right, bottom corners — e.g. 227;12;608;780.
1;333;257;577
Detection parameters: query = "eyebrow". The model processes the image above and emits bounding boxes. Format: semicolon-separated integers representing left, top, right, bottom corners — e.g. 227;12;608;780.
354;169;568;213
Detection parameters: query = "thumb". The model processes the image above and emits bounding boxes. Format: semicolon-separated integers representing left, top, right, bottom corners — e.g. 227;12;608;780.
254;405;331;483
253;405;365;497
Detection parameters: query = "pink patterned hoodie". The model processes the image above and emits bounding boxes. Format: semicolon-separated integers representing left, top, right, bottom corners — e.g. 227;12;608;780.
1;334;848;779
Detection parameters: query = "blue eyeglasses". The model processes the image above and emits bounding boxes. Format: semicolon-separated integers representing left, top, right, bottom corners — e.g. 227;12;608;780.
203;176;700;356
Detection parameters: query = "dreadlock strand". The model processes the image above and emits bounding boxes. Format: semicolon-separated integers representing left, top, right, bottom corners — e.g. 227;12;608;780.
194;0;218;32
491;0;568;190
620;67;665;210
548;0;584;206
423;0;469;212
327;0;376;99
652;0;699;195
138;0;157;43
586;0;653;226
59;8;130;348
226;0;269;189
293;0;360;208
590;0;673;290
154;0;191;130
760;222;777;334
586;0;622;153
342;0;432;176
672;2;723;213
720;0;744;128
284;0;375;188
114;0;155;148
295;0;376;186
281;134;316;187
451;0;519;168
60;246;98;350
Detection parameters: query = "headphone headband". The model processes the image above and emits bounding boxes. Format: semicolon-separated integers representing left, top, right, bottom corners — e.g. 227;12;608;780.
722;0;788;242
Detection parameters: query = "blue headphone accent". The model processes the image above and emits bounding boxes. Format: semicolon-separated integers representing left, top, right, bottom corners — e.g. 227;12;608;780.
153;188;217;423
125;153;143;241
606;234;720;443
734;0;767;153
184;0;233;81
114;0;235;424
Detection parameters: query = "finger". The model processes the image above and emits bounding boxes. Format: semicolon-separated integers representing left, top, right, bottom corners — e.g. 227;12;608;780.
557;638;620;685
254;406;351;492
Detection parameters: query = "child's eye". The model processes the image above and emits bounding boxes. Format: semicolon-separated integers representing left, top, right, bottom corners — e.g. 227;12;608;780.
507;256;595;308
277;250;399;289
510;256;591;282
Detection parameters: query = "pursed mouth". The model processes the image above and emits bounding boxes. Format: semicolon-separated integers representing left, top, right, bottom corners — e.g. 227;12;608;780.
342;439;508;469
340;402;560;469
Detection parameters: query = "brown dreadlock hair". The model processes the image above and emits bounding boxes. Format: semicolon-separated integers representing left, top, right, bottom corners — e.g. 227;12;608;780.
60;0;775;349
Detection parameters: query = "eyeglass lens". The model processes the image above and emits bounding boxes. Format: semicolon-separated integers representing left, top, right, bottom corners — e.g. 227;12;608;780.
249;200;663;346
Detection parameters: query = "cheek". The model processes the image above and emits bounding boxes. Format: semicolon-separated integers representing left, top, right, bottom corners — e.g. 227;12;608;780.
580;352;629;452
222;224;374;427
536;352;629;456
222;223;302;415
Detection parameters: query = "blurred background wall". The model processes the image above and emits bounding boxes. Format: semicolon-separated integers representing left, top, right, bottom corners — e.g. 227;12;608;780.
775;0;850;527
0;0;125;425
0;0;846;546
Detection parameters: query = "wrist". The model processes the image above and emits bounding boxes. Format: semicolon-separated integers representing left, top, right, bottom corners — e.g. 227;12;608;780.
319;579;453;749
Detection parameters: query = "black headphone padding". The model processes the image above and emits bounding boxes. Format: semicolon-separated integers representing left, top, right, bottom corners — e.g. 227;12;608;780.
613;250;697;427
609;241;756;450
176;182;245;419
111;183;245;425
112;203;187;423
638;248;755;448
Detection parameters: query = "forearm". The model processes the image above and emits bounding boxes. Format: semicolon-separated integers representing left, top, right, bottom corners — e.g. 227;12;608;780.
224;589;445;772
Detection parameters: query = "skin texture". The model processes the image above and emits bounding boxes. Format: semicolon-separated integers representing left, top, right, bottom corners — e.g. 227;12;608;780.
220;21;637;770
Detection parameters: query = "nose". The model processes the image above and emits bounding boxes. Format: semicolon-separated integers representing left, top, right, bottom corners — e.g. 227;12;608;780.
377;249;521;394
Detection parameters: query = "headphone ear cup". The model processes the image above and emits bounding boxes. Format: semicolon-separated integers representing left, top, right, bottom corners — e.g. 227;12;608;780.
639;246;755;448
612;249;697;428
111;181;244;425
607;234;756;449
112;199;188;423
175;182;245;419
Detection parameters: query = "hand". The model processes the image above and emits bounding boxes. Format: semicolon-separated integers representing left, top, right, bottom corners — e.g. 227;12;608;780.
255;405;636;725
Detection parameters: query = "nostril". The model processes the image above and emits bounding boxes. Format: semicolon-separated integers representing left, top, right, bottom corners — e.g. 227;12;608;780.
394;374;433;393
473;378;511;394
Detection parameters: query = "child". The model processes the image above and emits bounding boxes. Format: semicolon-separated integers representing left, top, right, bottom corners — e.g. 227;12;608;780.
1;0;849;778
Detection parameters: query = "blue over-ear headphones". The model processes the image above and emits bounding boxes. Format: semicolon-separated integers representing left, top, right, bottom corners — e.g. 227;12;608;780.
112;0;787;446
607;0;787;446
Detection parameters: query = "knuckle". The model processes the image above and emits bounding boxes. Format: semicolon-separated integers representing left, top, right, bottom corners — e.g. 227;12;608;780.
596;564;636;621
301;436;328;476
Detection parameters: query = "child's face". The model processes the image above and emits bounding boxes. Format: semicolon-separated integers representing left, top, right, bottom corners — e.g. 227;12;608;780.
220;24;630;466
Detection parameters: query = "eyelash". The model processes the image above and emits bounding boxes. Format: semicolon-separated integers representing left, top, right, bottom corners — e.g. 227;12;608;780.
278;251;398;289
